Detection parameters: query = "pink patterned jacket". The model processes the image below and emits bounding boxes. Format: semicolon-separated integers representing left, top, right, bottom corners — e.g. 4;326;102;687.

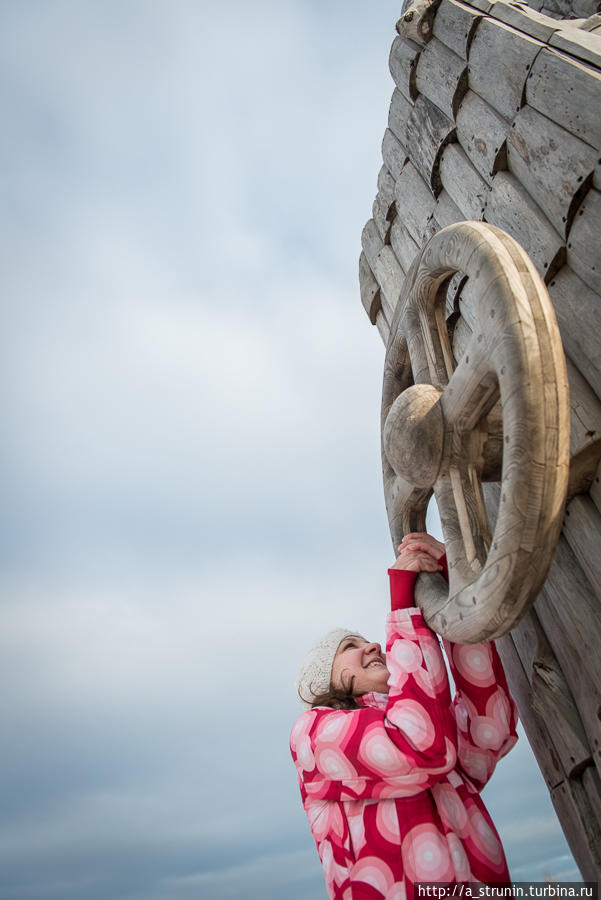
290;567;518;899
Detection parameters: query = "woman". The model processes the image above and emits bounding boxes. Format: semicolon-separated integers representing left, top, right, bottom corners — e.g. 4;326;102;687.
290;532;518;899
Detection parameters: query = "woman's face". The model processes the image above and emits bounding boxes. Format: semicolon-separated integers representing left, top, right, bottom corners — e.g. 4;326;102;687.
331;635;390;696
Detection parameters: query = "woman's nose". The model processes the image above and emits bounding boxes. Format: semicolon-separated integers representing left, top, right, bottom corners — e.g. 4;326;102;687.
365;642;382;656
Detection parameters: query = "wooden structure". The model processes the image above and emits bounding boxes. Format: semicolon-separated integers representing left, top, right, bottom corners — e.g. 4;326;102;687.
359;0;601;880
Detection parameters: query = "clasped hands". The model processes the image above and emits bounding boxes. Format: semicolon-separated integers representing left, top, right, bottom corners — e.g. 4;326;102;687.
390;532;445;573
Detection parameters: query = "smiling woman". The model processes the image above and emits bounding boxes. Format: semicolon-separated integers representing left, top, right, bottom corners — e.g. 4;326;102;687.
290;533;519;899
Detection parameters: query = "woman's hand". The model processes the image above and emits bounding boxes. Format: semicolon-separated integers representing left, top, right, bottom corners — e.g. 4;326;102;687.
399;532;445;560
390;532;445;572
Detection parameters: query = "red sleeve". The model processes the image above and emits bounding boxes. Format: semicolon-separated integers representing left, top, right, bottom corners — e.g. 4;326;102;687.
442;636;518;791
387;568;417;610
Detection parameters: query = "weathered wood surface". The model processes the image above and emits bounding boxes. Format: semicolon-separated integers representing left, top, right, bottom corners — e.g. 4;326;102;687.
456;89;508;182
495;633;565;788
389;35;422;102
432;188;464;228
485;171;565;281
439;142;490;217
548;266;601;401
468;17;542;120
415;37;468;120
396;0;440;45
564;359;601;499
551;775;601;881
510;607;592;775
376;309;391;344
361;218;384;275
388;88;413;149
433;0;482;57
372;191;394;242
394;161;437;244
382;127;408;182
563;494;601;603
507;105;598;236
566;187;601;295
536;537;601;770
526;47;601;148
374;245;404;323
377;165;396;205
359;251;381;325
490;0;560;41
390;220;420;274
406;95;456;192
549;26;601;68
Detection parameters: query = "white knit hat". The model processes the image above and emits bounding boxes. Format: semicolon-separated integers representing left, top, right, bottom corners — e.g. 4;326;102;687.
295;628;364;710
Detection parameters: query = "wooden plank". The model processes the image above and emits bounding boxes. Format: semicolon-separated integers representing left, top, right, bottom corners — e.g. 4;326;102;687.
548;266;601;402
484;171;565;282
394;161;437;245
359;251;381;325
572;0;601;16
361;218;384;275
432;0;482;59
535;537;601;775
388;88;413;150
526;47;601;149
376;309;390;345
582;765;601;837
372;191;394;243
467;17;543;121
406;95;455;193
538;0;579;15
432;188;464;228
563;494;601;602
468;0;494;12
439;142;490;219
382;128;408;183
507;105;598;238
415;37;468;120
510;608;592;777
377;165;396;207
451;310;472;362
490;0;561;42
456;89;509;183
495;633;565;788
389;36;422;103
374;245;405;322
390;220;420;274
567;188;601;296
578;13;601;31
551;776;601;881
550;26;601;68
564;358;601;499
590;457;601;516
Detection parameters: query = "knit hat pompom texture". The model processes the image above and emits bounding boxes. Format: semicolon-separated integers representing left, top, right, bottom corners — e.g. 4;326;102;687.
296;628;364;710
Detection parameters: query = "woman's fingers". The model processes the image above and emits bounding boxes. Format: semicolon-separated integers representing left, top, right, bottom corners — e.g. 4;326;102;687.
393;547;443;572
397;532;445;559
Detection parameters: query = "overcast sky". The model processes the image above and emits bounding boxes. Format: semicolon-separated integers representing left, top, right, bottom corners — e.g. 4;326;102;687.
1;2;579;898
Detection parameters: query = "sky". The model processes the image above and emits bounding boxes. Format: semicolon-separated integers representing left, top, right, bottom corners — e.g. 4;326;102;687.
0;2;580;898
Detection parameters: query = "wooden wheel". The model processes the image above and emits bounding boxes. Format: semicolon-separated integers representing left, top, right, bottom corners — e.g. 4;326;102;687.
382;221;570;642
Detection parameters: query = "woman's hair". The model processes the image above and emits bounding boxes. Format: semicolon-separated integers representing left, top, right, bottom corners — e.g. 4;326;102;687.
298;672;360;710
